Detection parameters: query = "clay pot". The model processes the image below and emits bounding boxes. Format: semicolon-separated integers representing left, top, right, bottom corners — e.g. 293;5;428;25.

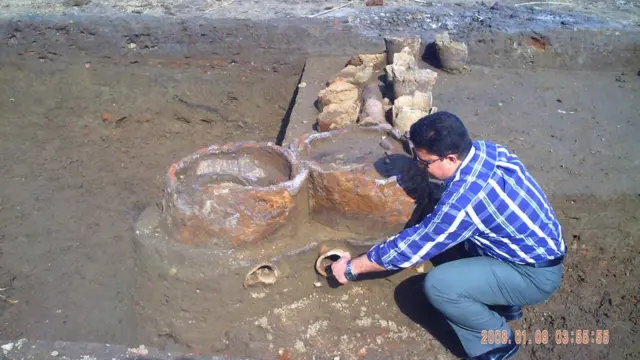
290;125;431;236
435;32;468;72
164;142;308;247
384;36;421;65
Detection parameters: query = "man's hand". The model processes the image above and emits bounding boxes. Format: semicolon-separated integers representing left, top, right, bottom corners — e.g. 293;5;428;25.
330;254;352;285
329;253;387;285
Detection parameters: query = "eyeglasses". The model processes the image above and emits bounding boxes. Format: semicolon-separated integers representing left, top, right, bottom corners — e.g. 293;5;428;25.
414;154;444;167
404;135;446;168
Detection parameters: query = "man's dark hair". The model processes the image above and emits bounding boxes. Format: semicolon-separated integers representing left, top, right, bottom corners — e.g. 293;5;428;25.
409;111;473;159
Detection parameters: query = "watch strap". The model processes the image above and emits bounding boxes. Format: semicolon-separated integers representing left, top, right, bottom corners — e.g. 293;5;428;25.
345;260;357;281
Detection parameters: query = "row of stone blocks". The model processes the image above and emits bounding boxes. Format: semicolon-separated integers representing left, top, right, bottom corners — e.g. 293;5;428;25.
133;124;439;353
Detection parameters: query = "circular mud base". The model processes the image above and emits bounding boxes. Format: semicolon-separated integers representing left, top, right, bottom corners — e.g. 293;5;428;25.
133;205;376;357
134;206;303;354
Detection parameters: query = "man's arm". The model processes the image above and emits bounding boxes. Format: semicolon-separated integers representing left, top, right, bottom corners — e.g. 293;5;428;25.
331;200;478;284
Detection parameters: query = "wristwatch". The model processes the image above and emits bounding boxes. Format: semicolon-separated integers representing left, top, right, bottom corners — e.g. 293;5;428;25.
344;260;357;281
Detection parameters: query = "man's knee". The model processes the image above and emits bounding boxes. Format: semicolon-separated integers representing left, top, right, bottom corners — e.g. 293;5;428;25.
423;267;457;306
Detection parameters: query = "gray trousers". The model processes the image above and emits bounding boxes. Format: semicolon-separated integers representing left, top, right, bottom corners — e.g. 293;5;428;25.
423;249;563;357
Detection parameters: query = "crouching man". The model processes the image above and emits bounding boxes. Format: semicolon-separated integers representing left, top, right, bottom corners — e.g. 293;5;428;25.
331;111;565;360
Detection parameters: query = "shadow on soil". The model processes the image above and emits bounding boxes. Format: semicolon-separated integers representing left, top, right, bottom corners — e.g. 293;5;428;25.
393;244;469;359
389;175;467;358
276;62;305;145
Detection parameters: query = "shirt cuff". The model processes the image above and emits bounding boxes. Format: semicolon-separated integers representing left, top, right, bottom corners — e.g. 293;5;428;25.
366;244;400;271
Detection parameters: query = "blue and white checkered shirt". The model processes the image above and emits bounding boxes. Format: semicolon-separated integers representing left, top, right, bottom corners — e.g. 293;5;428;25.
367;140;566;270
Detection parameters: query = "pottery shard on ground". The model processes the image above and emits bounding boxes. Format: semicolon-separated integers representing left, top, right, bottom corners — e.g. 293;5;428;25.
348;53;386;70
434;32;468;72
388;66;438;99
334;64;374;85
385;36;421;65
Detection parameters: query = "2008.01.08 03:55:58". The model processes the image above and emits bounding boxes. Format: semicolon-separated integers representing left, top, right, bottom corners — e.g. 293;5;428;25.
481;329;610;345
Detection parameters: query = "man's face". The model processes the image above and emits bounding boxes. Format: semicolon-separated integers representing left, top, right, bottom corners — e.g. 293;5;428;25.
413;147;460;181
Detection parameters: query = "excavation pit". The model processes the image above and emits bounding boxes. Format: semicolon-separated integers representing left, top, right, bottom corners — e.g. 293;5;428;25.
3;8;640;359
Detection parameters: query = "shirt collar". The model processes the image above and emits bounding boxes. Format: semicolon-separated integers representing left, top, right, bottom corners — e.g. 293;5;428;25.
443;144;476;186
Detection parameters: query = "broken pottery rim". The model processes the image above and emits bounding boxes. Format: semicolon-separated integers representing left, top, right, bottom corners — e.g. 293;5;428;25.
166;141;309;196
315;248;351;277
243;261;280;289
290;124;407;176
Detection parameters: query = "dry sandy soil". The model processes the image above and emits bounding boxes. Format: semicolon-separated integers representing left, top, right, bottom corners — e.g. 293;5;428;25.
0;24;639;360
0;53;302;344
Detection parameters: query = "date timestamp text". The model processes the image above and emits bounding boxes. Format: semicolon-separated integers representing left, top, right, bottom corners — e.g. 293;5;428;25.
481;329;610;345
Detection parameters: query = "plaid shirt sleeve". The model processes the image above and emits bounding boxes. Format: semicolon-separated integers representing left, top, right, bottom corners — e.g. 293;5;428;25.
366;197;479;270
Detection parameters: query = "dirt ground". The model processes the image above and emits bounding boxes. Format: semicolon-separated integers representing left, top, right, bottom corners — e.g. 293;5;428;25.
0;52;302;344
0;48;639;360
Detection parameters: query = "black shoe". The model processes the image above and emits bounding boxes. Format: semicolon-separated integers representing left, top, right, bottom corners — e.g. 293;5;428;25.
489;305;523;321
468;332;519;360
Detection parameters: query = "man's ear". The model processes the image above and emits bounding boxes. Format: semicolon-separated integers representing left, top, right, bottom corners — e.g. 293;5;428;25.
445;154;458;163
